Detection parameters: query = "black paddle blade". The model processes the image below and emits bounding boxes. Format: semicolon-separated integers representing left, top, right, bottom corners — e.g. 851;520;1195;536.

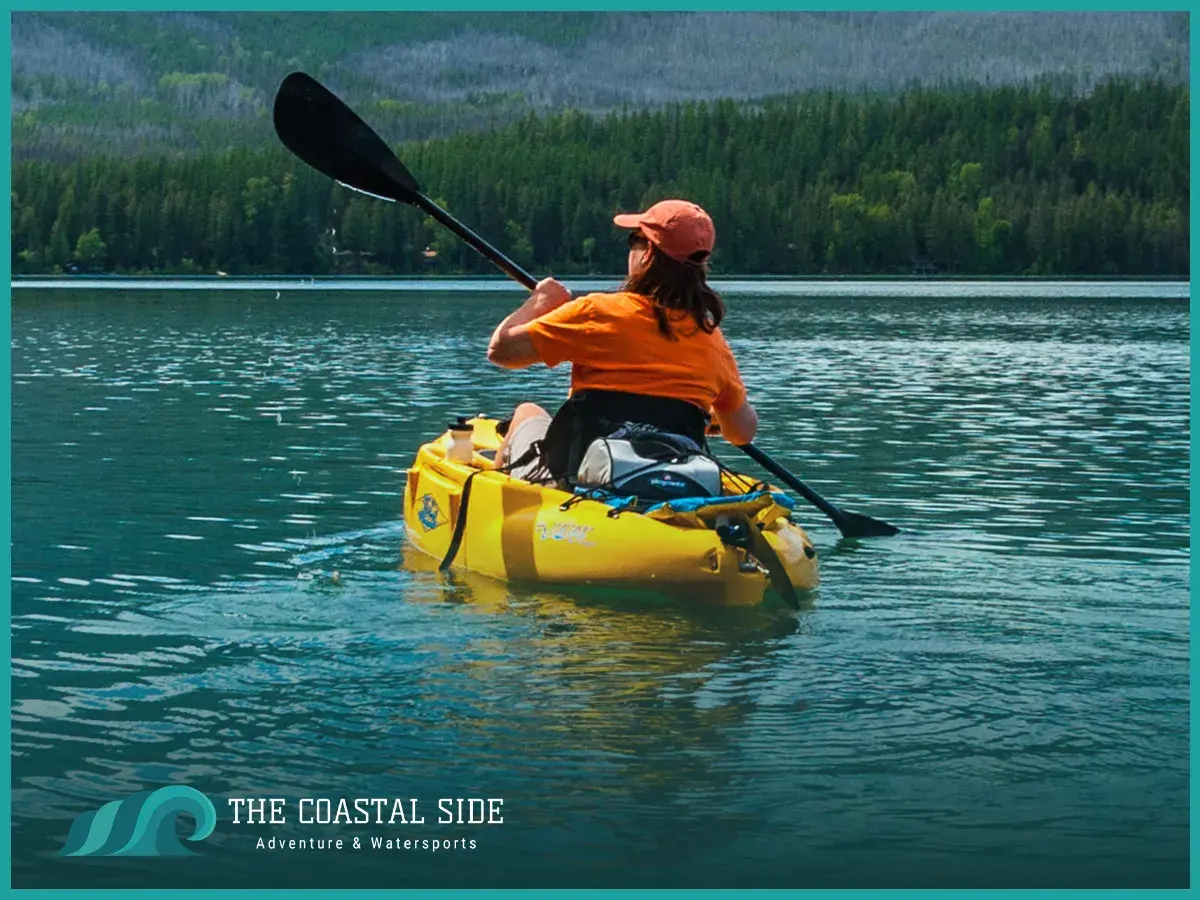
273;71;421;204
832;509;901;539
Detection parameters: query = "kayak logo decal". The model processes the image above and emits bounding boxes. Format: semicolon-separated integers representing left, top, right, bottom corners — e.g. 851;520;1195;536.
418;494;447;531
60;785;217;857
536;522;594;546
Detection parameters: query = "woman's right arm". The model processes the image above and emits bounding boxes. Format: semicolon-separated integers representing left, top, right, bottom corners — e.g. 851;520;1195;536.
487;277;572;369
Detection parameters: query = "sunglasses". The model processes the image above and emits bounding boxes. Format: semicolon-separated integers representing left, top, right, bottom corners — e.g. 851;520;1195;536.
627;231;650;249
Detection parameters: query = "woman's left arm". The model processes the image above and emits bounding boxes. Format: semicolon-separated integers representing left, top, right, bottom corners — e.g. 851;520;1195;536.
487;278;572;369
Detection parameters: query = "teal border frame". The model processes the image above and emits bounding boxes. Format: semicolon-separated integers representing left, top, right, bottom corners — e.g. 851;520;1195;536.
4;3;1193;897
1191;8;1197;900
3;6;10;896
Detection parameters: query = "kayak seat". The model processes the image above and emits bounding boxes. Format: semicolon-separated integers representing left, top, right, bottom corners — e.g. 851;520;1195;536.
575;427;722;503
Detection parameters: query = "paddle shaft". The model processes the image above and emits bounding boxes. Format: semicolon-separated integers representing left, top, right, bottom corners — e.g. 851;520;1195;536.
273;71;898;538
738;443;861;532
412;194;537;291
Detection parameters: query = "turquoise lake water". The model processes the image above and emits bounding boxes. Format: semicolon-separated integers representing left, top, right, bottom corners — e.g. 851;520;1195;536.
10;284;1189;888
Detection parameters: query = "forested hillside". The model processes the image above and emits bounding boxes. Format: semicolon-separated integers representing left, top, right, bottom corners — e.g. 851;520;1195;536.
12;12;1189;157
12;81;1188;278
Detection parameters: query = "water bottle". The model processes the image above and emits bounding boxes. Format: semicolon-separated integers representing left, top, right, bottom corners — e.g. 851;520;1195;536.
446;422;475;464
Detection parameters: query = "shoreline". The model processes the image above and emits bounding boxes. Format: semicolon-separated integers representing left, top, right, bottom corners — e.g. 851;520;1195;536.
12;275;1189;300
10;273;1190;284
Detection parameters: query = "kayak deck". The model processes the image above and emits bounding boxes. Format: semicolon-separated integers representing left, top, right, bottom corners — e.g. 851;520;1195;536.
403;417;819;606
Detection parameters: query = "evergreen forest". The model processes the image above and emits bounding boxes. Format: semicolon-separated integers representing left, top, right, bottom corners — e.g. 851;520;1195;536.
11;80;1189;277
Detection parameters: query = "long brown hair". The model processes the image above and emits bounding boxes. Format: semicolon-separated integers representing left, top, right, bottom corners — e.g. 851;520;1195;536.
624;243;725;339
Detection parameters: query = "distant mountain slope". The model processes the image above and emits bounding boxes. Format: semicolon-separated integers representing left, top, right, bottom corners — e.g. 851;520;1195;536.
11;11;1189;157
353;12;1189;107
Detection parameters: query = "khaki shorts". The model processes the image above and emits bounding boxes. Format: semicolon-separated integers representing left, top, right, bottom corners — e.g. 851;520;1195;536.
499;412;554;483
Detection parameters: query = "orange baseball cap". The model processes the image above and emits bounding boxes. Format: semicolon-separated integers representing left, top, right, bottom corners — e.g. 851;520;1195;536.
613;199;715;264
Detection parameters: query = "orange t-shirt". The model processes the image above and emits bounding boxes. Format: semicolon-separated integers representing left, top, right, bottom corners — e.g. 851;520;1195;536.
524;291;747;414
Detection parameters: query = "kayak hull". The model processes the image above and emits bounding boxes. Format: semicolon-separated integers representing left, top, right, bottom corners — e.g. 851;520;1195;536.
403;418;819;607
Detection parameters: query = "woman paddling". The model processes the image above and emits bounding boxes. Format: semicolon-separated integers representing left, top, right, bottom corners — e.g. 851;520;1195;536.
487;199;758;483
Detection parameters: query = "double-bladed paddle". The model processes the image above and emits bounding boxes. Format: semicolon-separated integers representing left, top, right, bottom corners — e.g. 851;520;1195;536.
272;71;900;540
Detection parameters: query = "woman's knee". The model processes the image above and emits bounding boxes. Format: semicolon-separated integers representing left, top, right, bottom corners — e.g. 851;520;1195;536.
511;402;548;423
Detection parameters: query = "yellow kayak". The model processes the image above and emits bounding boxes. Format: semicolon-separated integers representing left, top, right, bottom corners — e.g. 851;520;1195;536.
402;417;819;606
